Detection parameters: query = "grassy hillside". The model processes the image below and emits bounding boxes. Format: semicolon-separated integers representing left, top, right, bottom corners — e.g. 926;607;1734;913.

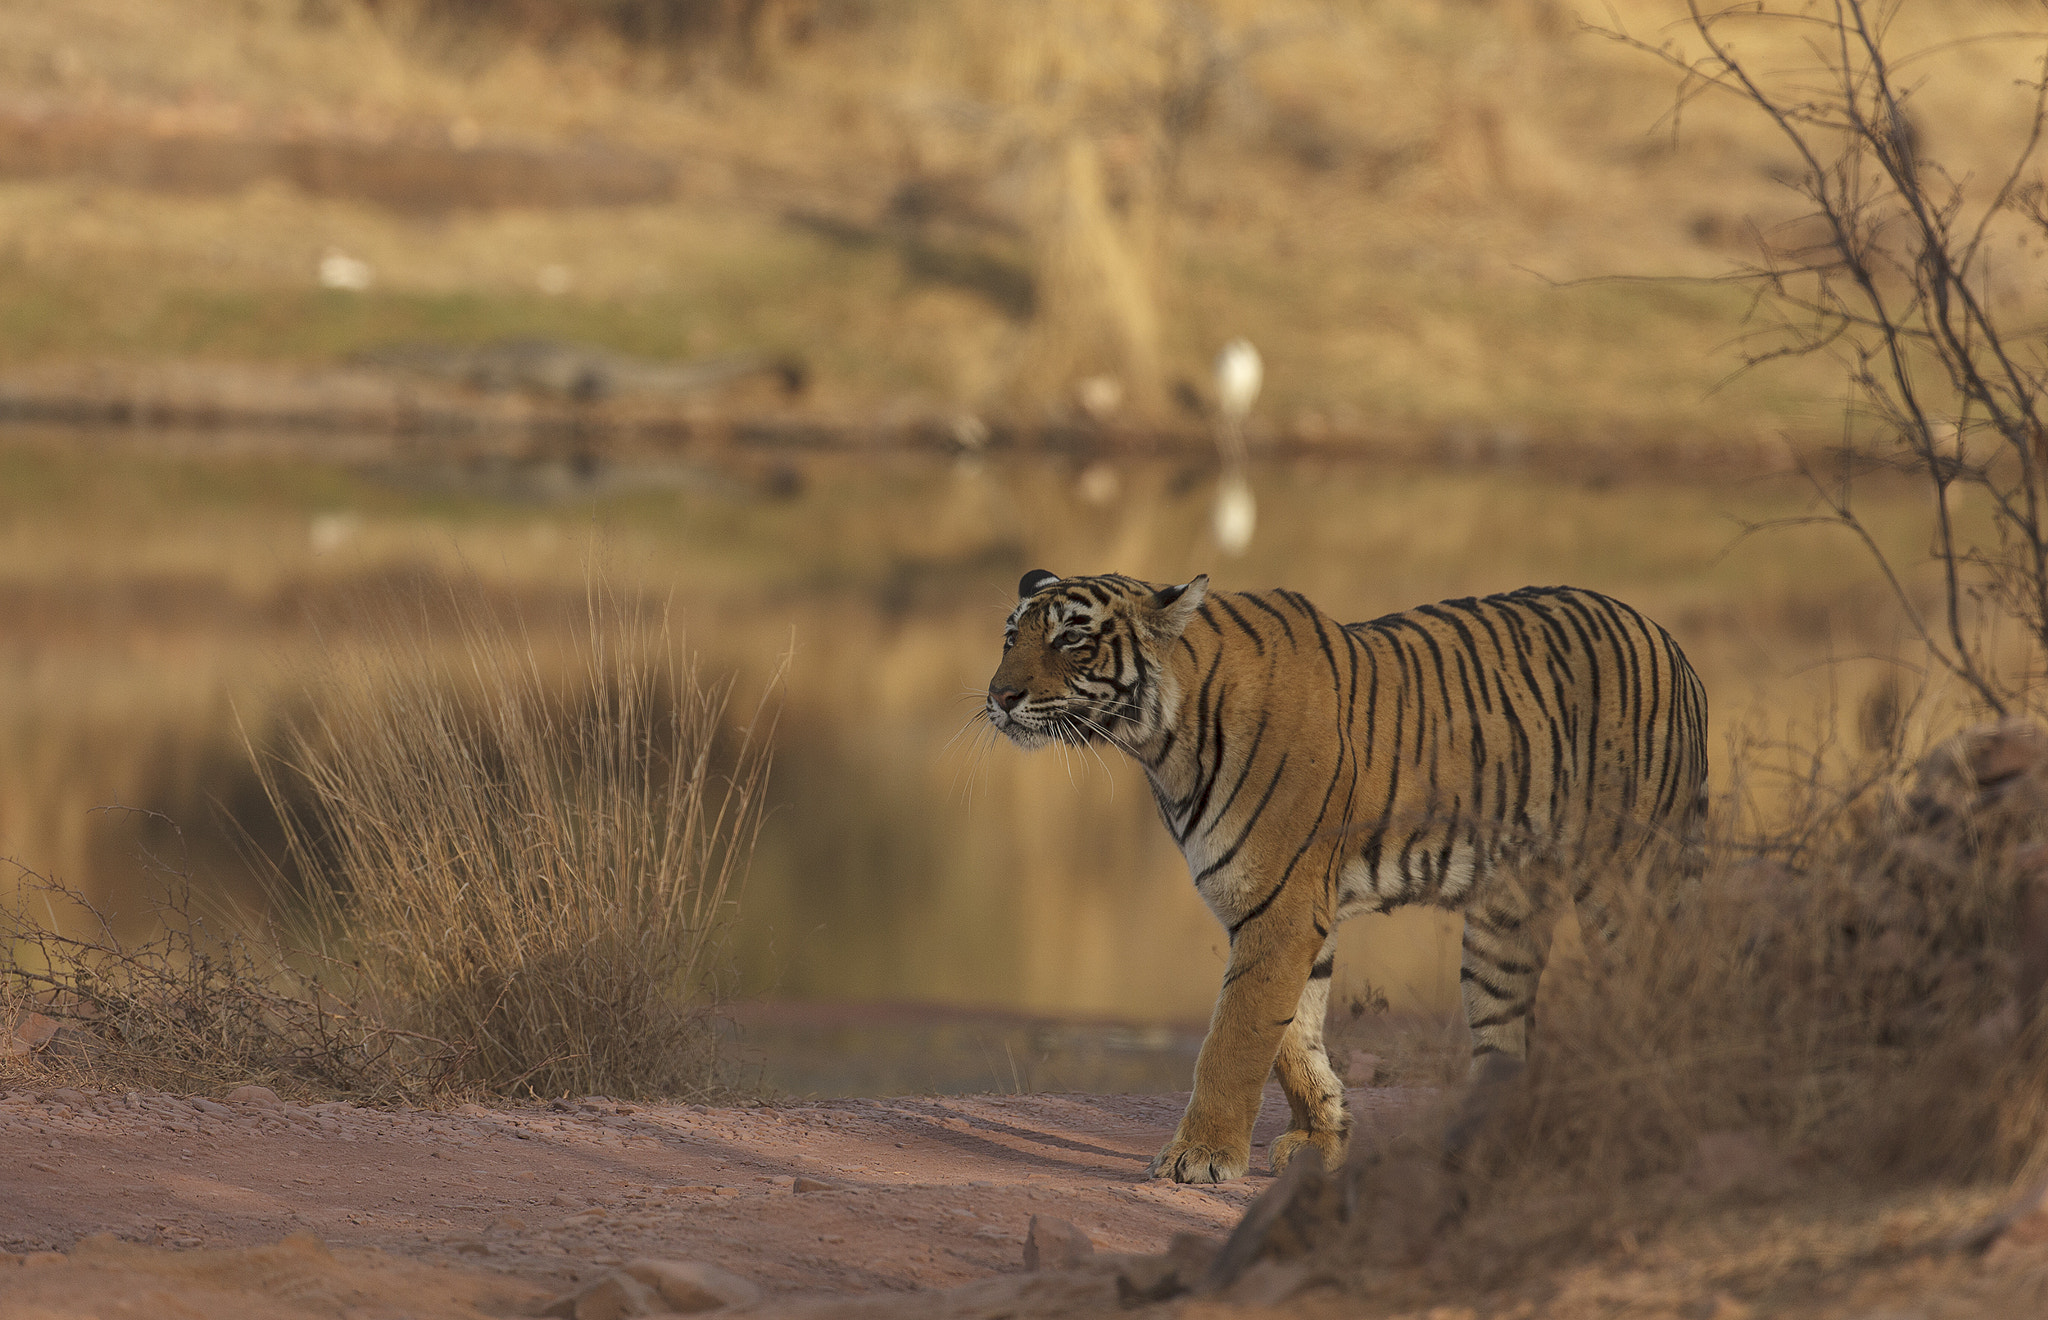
1;0;2041;441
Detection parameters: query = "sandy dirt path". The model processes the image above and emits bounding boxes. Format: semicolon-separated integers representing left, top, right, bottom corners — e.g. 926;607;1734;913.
0;1083;1417;1316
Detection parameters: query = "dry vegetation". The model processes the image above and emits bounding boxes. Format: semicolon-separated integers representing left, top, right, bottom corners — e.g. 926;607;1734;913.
0;0;2037;440
2;581;775;1102
1187;715;2048;1317
1169;5;2048;1312
9;0;2048;1306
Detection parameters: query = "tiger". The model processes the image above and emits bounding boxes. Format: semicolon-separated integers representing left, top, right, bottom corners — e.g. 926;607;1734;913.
983;569;1710;1183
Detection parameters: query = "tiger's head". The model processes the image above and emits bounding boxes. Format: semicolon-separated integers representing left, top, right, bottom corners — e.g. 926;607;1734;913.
986;568;1209;749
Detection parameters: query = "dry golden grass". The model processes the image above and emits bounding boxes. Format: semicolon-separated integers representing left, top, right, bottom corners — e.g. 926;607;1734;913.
2;570;775;1102
260;579;775;1100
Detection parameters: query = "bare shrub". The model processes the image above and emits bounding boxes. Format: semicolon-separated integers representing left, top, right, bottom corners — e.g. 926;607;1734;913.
1423;0;2048;1208
260;582;776;1101
1600;0;2048;711
0;865;450;1100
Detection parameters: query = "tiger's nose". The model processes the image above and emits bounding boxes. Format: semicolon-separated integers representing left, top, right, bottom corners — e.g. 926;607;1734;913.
989;686;1025;713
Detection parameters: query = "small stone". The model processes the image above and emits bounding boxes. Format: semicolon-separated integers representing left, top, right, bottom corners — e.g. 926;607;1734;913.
1345;1050;1380;1087
1023;1215;1094;1271
792;1177;841;1193
12;1014;59;1052
225;1086;284;1109
540;1271;666;1320
621;1258;764;1312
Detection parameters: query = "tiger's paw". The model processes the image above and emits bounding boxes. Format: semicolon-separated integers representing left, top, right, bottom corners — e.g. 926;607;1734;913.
1270;1127;1347;1175
1148;1134;1250;1184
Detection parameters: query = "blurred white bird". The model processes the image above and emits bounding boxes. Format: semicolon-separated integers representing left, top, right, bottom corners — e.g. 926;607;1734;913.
1215;338;1263;427
1212;470;1256;557
317;249;373;292
1211;338;1262;556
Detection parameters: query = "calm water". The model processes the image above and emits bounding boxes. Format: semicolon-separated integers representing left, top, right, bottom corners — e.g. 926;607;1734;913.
0;427;1899;1091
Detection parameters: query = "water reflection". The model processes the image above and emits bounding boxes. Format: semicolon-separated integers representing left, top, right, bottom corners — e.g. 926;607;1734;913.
0;431;1918;1089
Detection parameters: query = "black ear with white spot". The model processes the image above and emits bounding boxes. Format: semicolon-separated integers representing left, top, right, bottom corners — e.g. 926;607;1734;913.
1147;574;1209;638
1019;569;1060;599
1149;575;1208;611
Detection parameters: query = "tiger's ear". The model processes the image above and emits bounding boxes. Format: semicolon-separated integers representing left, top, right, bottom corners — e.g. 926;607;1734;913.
1019;569;1060;599
1146;575;1208;637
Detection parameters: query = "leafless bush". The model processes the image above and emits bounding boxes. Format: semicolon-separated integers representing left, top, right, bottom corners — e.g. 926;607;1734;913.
1604;0;2048;711
0;865;452;1100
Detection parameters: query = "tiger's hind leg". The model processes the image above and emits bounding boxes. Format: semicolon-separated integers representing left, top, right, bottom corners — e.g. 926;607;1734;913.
1458;873;1560;1075
1446;872;1559;1159
1270;931;1349;1175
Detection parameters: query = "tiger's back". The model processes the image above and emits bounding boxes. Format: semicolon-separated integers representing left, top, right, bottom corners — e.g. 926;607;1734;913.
1334;587;1709;951
986;572;1708;1183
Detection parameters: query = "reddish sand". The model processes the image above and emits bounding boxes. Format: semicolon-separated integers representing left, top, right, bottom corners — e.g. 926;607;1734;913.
0;1083;1411;1317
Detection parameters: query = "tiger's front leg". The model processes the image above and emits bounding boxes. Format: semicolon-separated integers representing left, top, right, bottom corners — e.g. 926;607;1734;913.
1150;916;1323;1183
1269;931;1349;1174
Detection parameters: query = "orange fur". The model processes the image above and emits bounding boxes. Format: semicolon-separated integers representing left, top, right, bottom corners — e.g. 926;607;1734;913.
986;571;1708;1182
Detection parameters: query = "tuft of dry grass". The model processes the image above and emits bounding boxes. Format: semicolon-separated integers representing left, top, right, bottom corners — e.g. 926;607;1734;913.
259;579;777;1101
1;575;775;1104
